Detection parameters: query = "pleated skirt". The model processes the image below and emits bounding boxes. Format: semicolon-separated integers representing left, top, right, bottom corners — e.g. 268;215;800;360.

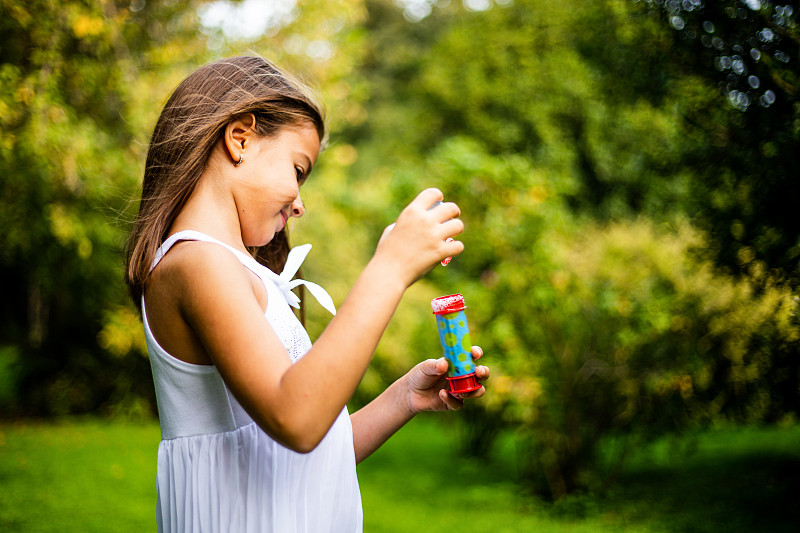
156;415;362;533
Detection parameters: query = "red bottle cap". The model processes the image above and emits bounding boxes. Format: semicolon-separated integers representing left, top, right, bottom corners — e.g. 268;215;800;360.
447;373;482;394
431;293;466;315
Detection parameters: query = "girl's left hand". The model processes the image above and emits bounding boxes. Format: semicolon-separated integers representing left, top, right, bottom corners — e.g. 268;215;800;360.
404;346;489;413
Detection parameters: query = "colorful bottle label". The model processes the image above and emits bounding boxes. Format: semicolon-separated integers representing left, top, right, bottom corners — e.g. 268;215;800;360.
435;309;474;378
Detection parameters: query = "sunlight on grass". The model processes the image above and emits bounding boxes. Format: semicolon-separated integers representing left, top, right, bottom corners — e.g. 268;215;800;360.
0;419;159;533
358;415;655;533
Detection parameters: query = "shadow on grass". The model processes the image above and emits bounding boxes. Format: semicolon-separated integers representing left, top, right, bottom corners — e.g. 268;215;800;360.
539;426;800;533
360;417;800;532
606;448;800;533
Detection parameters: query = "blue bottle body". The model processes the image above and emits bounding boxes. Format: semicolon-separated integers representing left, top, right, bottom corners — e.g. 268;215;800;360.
435;310;474;378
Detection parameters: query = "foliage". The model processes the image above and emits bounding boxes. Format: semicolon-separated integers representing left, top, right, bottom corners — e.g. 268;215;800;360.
346;0;800;497
350;114;799;495
0;0;372;416
1;0;798;503
482;219;798;496
635;0;800;284
0;0;205;416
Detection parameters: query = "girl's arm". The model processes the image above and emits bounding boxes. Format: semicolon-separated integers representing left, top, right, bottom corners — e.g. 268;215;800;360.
350;348;488;464
181;188;464;453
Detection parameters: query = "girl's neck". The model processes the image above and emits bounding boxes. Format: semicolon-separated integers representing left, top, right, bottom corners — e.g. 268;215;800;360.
169;170;247;253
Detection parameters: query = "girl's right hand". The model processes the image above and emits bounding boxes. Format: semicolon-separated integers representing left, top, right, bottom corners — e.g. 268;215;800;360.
374;188;464;286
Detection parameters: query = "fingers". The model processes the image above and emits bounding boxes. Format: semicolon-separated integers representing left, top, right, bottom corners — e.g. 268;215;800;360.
471;345;484;361
461;385;486;400
409;350;487;413
387;188;464;275
471;346;490;379
412;187;444;210
439;217;464;239
439;389;464;410
430;202;462;225
412;188;462;226
439;384;486;410
420;357;448;377
473;345;489;393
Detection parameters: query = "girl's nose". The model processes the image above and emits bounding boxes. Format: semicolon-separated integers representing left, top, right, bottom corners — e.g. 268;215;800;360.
291;196;305;217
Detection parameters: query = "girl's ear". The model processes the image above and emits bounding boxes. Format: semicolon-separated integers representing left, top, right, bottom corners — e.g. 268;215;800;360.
224;113;257;165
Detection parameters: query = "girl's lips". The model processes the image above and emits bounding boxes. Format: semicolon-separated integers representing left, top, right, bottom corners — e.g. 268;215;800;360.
280;210;288;229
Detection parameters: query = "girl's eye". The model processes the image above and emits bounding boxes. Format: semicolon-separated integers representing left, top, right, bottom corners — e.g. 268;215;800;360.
295;166;306;184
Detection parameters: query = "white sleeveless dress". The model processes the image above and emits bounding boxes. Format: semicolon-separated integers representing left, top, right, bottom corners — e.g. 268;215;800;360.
142;230;362;532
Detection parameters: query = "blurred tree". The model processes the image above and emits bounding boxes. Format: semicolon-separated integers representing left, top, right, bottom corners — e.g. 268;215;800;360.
634;0;800;285
353;0;703;220
344;0;800;498
631;0;800;434
0;0;373;417
0;0;237;417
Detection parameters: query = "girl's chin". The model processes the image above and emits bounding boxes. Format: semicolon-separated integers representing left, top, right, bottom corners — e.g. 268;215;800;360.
243;231;277;248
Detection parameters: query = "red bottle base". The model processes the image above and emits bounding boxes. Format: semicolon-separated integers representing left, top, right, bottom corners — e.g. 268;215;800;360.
447;373;482;394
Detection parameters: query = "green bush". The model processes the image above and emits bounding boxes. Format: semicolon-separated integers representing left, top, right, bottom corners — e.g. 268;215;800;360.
463;218;798;497
307;129;799;499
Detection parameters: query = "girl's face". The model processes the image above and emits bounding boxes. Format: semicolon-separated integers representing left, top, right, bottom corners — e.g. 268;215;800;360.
232;123;320;247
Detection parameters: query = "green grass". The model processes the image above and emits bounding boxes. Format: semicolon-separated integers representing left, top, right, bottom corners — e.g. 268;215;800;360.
1;417;798;532
360;417;800;532
0;419;159;532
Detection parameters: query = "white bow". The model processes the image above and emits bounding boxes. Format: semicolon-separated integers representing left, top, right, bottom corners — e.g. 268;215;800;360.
275;244;337;316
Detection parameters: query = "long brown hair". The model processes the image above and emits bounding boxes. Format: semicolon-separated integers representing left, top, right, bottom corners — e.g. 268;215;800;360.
124;56;325;309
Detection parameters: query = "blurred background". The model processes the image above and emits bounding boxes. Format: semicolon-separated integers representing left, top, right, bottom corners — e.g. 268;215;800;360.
1;0;799;531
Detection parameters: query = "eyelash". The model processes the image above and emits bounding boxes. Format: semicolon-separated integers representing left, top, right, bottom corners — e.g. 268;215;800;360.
295;166;306;184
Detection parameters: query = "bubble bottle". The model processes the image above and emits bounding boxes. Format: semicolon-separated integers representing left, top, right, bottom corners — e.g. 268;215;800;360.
431;293;482;394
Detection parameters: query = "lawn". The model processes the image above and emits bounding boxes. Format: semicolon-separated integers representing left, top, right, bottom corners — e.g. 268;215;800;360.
1;416;798;532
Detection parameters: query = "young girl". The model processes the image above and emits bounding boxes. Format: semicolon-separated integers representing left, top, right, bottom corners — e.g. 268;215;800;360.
124;56;488;532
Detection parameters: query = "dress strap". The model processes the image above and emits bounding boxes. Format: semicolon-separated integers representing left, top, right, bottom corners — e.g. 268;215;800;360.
150;230;336;315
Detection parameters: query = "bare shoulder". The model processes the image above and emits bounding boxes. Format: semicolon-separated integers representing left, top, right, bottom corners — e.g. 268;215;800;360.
158;240;244;279
149;241;267;322
162;241;265;302
145;240;268;364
